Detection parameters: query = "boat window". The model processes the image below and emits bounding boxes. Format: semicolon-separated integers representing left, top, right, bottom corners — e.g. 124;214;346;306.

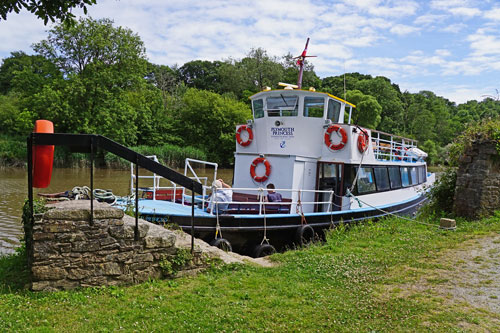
252;99;264;119
410;167;418;185
327;99;341;122
388;166;401;189
266;95;298;117
419;166;426;183
303;97;324;118
356;167;376;194
373;167;390;191
401;167;410;187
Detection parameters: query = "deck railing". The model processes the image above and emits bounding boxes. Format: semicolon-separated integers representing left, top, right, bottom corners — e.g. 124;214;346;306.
370;129;421;162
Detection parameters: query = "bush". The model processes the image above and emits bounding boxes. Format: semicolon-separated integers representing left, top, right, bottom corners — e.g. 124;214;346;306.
104;144;207;169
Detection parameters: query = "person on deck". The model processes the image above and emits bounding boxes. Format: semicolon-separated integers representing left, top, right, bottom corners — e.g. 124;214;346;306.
208;179;233;214
266;183;282;202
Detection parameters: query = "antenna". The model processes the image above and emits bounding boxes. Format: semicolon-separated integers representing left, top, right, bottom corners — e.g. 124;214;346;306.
293;38;316;89
343;60;346;100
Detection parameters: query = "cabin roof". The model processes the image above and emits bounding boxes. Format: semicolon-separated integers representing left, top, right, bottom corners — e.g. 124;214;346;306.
249;89;356;108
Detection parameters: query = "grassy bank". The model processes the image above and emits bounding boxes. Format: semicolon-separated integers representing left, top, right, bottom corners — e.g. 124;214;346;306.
0;135;207;169
2;214;500;331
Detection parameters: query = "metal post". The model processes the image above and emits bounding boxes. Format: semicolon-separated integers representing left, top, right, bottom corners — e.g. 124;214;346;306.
27;134;34;227
90;136;94;225
191;182;195;254
135;155;139;241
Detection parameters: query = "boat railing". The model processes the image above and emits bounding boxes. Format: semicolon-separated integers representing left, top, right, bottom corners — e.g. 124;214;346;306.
370;129;421;162
131;155;212;202
208;187;339;215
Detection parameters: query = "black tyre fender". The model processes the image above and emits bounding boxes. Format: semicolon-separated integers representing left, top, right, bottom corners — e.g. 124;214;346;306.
210;238;233;252
295;224;315;246
252;244;276;258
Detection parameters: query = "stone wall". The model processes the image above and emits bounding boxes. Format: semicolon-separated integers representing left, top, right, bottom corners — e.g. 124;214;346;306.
454;142;500;219
29;201;205;291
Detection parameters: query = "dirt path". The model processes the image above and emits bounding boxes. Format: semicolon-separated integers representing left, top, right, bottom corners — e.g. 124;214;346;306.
429;234;500;313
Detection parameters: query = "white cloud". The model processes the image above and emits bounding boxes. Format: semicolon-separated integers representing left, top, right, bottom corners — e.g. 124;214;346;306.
435;49;451;56
440;23;467;33
414;14;447;26
449;7;481;17
467;29;500;56
484;7;500;21
390;24;419;35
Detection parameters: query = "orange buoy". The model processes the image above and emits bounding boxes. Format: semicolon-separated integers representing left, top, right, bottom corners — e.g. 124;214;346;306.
250;157;271;182
32;120;54;188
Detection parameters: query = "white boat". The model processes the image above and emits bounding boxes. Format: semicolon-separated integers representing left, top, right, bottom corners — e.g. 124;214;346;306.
115;40;435;257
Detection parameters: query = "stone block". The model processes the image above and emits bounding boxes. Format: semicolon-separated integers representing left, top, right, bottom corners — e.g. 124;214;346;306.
33;233;55;241
133;253;154;263
102;262;122;276
72;241;100;252
32;265;66;280
67;268;91;280
144;230;176;249
440;218;456;229
109;225;135;239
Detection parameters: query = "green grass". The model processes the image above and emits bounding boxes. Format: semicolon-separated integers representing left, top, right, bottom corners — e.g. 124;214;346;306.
1;215;500;331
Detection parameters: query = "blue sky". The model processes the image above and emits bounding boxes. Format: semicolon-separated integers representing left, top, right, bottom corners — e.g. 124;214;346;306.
1;0;499;104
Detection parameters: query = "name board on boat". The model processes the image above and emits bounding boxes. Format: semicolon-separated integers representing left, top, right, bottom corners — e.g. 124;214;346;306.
270;127;295;138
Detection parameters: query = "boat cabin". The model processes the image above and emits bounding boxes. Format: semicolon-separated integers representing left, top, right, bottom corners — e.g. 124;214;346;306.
232;85;427;214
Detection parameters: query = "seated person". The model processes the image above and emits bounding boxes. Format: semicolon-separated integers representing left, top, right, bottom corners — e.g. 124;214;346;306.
266;183;282;202
208;179;233;214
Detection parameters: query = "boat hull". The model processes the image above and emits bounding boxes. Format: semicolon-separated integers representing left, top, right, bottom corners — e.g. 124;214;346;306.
138;194;427;256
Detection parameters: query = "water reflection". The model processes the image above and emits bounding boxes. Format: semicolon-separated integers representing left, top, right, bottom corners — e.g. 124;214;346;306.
0;167;233;255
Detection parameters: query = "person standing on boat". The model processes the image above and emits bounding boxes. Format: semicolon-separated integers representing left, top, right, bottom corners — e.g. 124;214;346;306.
266;183;282;202
209;179;233;214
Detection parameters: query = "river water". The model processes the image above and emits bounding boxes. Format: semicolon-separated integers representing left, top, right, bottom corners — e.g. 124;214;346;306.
0;167;233;255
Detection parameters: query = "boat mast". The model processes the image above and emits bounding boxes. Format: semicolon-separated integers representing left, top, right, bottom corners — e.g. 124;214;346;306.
295;37;316;89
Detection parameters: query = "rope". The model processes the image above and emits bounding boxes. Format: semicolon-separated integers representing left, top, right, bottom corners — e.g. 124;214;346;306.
259;187;270;245
211;184;223;239
345;191;439;228
296;190;307;226
72;186;117;204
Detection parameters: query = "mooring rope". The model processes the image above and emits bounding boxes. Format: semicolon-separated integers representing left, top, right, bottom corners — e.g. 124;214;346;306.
259;187;270;245
345;191;440;228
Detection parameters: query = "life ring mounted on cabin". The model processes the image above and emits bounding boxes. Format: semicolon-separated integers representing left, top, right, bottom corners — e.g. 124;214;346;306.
250;157;271;182
324;124;348;151
236;125;254;147
357;131;369;153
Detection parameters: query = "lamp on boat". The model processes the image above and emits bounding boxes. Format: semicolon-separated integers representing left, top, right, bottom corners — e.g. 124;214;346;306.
278;82;298;90
309;87;316;91
263;86;271;91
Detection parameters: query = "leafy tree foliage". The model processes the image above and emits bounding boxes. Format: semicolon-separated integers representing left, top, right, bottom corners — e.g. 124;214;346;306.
0;18;498;166
0;0;97;25
29;18;147;145
0;51;60;95
346;90;382;129
177;88;251;163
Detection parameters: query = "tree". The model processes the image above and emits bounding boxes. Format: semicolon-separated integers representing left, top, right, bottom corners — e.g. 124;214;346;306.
178;60;223;93
0;51;60;95
177;88;251;164
0;0;97;25
346;90;382;129
31;17;148;145
240;48;283;91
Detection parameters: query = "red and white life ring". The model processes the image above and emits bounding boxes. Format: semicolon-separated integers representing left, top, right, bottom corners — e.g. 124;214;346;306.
236;125;253;147
324;124;348;150
32;120;54;188
357;131;369;153
250;157;271;182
